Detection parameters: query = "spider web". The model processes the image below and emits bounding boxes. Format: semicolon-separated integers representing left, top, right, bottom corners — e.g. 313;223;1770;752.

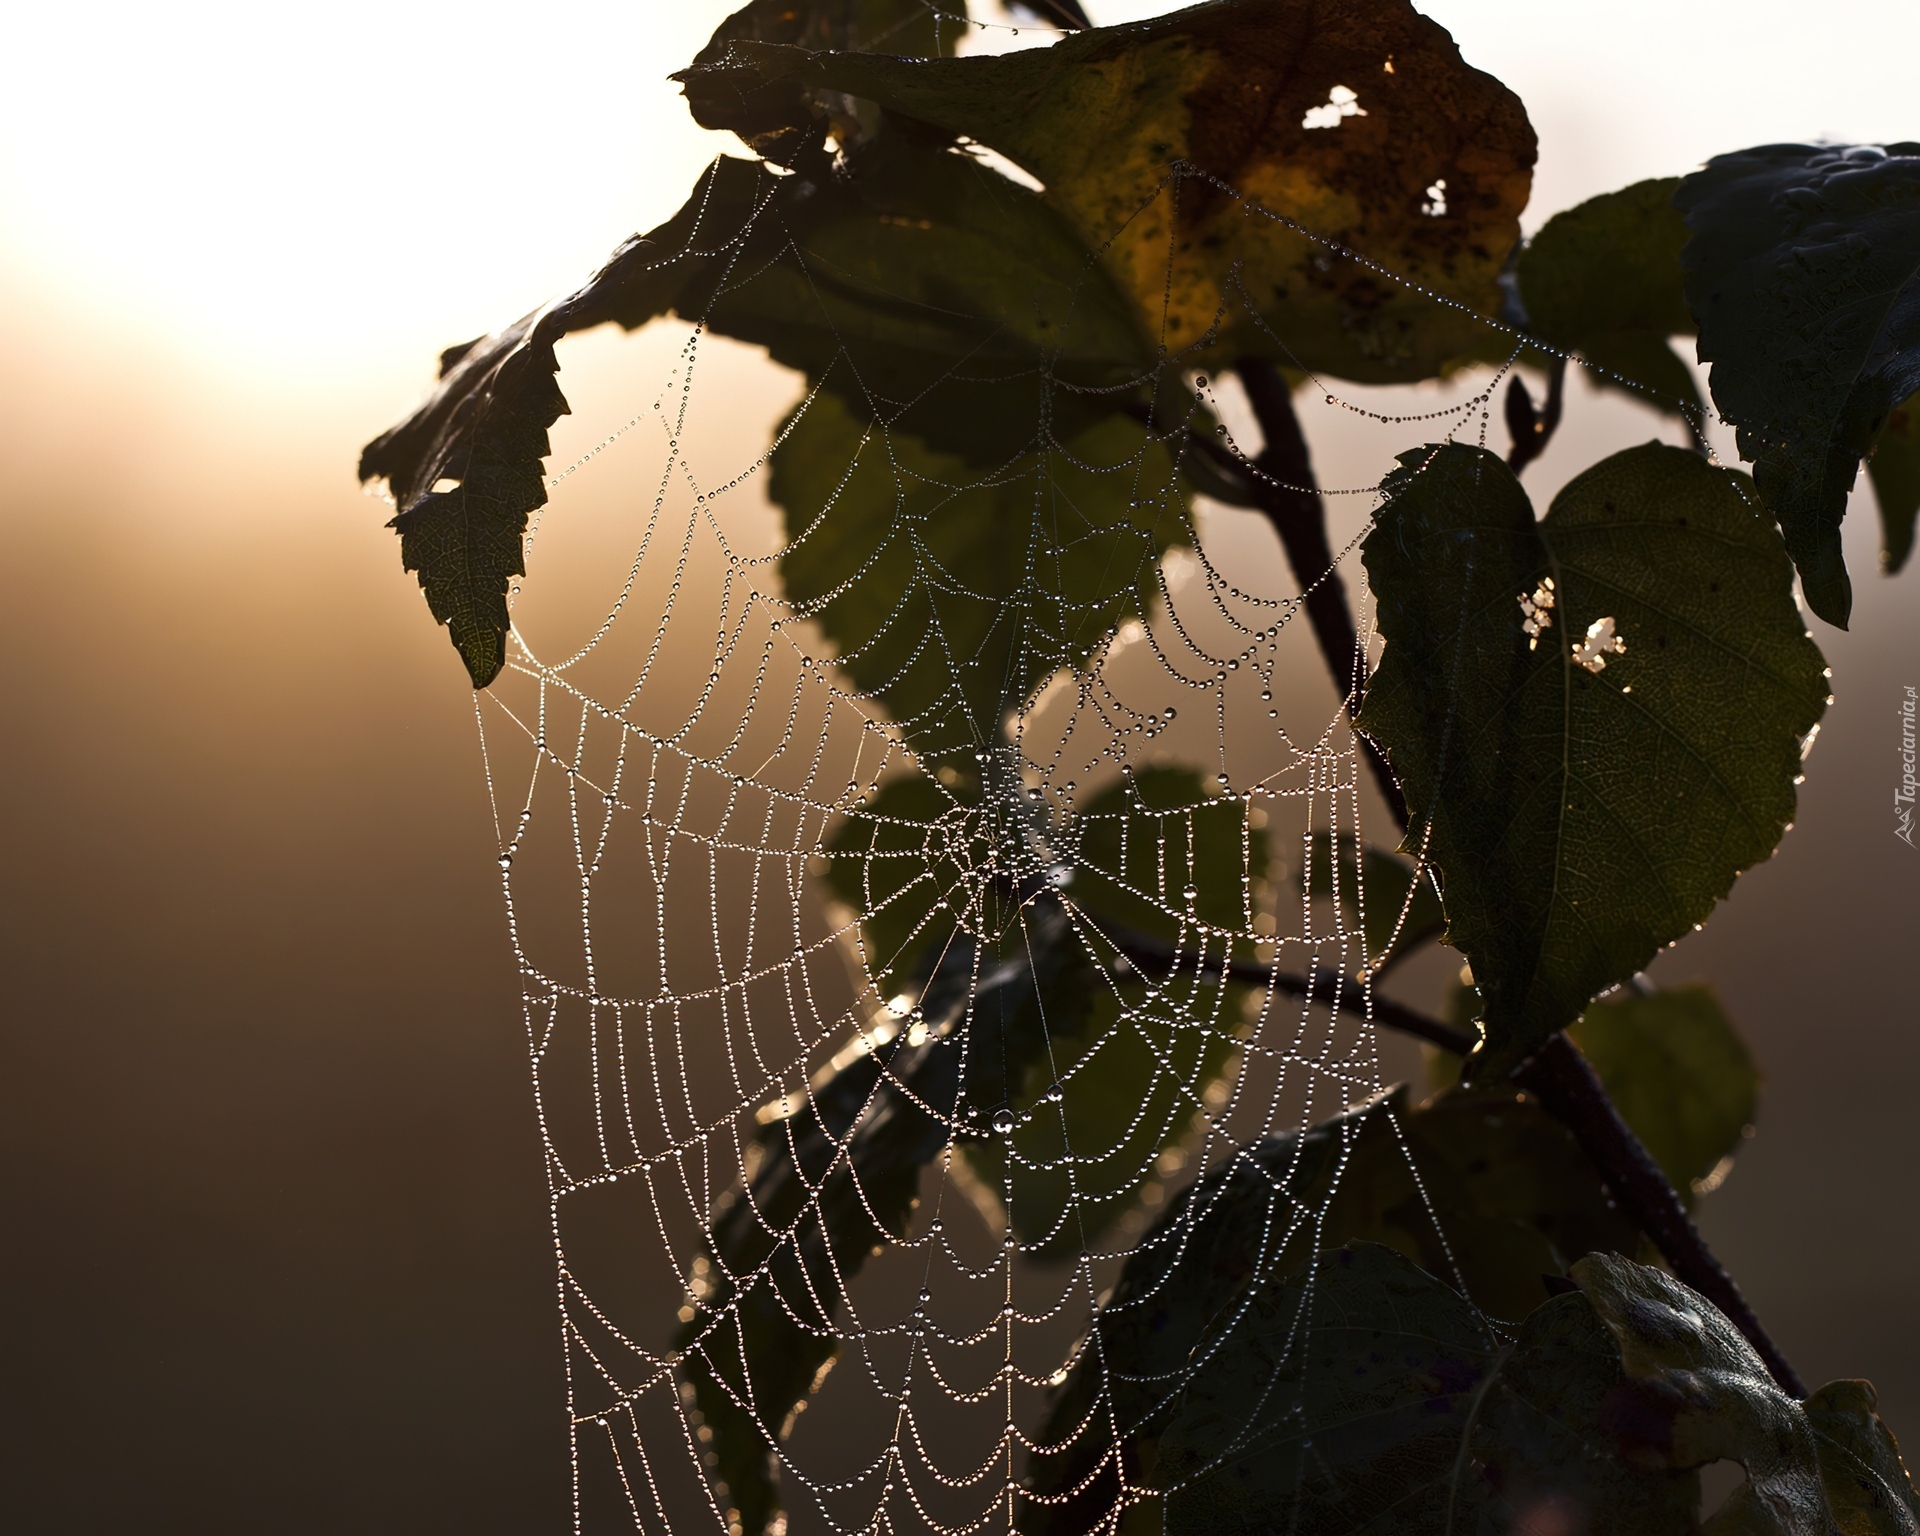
450;15;1667;1532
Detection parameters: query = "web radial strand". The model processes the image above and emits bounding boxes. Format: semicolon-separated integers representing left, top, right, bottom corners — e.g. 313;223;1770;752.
452;149;1662;1536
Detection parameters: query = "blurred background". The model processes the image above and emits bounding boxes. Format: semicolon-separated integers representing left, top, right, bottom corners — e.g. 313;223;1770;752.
2;2;1914;1530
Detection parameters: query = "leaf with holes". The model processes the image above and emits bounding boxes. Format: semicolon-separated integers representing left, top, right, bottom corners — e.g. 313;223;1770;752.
1677;142;1920;627
1870;391;1920;575
1568;984;1757;1199
679;0;1536;382
1358;442;1829;1080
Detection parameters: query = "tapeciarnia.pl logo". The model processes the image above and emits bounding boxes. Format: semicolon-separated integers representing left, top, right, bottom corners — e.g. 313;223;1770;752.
1899;685;1918;849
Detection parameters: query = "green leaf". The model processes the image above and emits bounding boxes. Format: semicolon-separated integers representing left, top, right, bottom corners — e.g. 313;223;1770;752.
962;767;1268;1256
680;1043;939;1536
383;391;554;687
1040;1234;1916;1536
1390;1086;1643;1323
363;130;1167;683
1804;1380;1920;1536
688;130;1160;436
1474;1290;1702;1535
1568;983;1757;1198
1026;1102;1371;1536
966;979;1238;1258
1573;1254;1920;1533
1869;392;1920;575
679;0;1537;382
1573;1251;1834;1532
1119;1247;1710;1536
1296;832;1444;971
1514;177;1703;427
822;764;1275;1266
1205;1083;1642;1326
1357;442;1830;1080
1519;177;1694;342
1432;978;1760;1203
360;155;777;684
1676;143;1920;628
1576;328;1706;428
1154;1242;1496;1536
773;389;1190;761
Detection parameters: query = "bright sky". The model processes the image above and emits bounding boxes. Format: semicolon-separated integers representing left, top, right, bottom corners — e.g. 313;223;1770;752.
1;0;1911;380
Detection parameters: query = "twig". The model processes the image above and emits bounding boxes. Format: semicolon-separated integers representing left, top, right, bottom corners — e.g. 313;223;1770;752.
1106;928;1471;1054
1235;359;1409;826
1514;1034;1808;1398
1102;922;1807;1398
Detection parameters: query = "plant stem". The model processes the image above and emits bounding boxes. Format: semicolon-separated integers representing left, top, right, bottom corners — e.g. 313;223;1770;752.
1101;922;1806;1399
1109;935;1472;1054
1235;358;1408;826
1514;1034;1809;1398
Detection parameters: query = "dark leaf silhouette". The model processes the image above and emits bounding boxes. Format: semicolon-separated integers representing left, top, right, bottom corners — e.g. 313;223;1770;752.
362;127;1163;685
1677;142;1920;626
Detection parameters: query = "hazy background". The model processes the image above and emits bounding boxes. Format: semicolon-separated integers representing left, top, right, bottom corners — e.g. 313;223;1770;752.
2;2;1915;1530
